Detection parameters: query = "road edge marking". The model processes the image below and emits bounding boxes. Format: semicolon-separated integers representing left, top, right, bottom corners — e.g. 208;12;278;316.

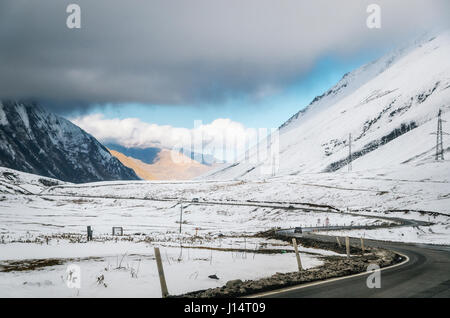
245;251;410;298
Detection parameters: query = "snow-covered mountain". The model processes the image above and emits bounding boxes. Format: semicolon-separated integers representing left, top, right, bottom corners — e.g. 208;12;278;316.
205;30;450;180
0;101;139;183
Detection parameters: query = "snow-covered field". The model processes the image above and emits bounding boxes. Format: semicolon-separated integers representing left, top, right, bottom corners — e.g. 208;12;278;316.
0;240;328;298
40;160;450;216
1;167;361;298
1;159;449;297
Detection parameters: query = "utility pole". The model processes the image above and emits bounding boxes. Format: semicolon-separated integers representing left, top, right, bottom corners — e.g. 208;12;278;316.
431;109;448;161
271;153;276;177
179;202;183;234
348;133;352;172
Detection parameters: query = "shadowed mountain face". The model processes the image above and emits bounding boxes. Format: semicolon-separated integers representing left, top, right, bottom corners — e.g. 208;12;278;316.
0;101;139;183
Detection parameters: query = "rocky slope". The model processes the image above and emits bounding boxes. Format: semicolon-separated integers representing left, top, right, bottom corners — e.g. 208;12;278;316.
0;101;139;183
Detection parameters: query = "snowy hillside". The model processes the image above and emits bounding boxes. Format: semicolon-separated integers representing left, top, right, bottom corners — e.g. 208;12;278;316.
206;31;450;179
0;101;139;183
0;167;67;195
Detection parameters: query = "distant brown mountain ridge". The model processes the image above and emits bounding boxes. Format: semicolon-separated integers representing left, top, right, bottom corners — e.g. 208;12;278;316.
108;148;219;180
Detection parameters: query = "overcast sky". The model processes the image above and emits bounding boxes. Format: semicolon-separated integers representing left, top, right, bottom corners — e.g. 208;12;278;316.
1;0;449;109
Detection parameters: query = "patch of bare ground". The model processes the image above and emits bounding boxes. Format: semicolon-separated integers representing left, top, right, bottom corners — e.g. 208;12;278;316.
0;256;103;273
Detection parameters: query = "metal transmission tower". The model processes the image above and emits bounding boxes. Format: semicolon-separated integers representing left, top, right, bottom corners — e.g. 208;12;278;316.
348;133;352;172
431;109;448;160
436;110;444;160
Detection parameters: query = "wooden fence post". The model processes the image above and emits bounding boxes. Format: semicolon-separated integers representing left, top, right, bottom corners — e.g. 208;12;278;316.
292;238;303;271
345;237;350;258
361;237;365;254
154;247;169;298
336;236;341;247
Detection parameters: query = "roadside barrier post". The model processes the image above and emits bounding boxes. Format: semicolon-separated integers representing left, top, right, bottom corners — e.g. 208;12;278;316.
336;236;341;247
361;237;365;254
154;247;169;298
292;238;303;271
345;236;350;258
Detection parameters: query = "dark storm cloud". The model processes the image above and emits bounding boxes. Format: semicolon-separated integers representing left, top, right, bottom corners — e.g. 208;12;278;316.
0;0;449;110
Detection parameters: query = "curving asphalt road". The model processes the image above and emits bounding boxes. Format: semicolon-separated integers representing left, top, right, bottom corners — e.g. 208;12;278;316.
253;235;450;298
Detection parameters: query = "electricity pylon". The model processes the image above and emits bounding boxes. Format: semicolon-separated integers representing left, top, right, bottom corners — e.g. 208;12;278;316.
431;109;448;160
